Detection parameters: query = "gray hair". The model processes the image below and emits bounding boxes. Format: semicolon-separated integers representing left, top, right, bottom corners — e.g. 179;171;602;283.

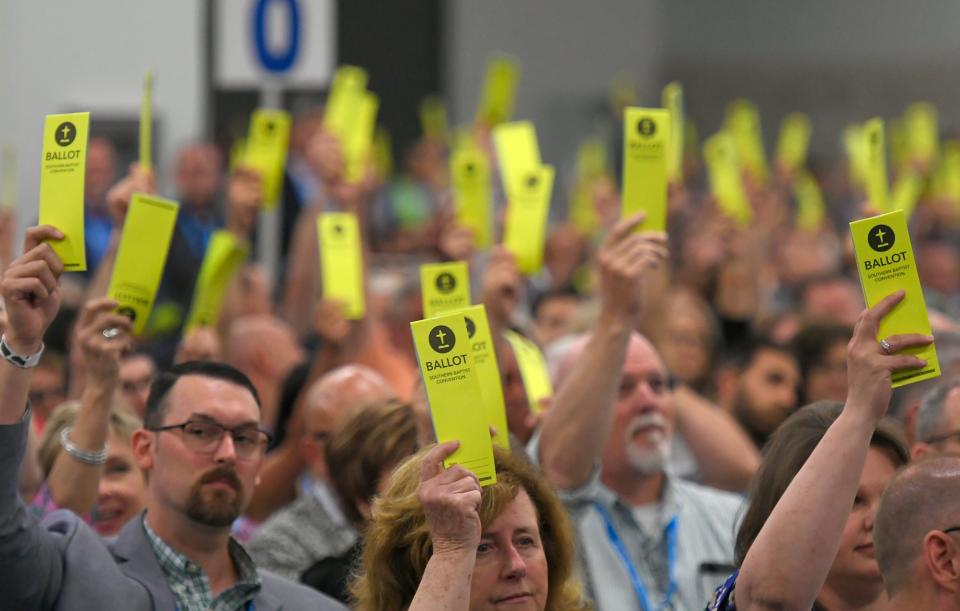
915;380;960;444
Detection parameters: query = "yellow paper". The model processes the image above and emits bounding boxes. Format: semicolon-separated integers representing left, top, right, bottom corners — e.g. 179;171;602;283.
502;164;554;276
373;127;393;180
776;112;811;173
569;137;607;237
184;230;249;332
420;261;471;318
38;112;90;271
863;118;889;212
476;56;519;127
503;330;552;414
450;142;493;249
493;120;542;196
905;102;939;166
318;212;365;319
622;107;670;232
662;82;684;183
888;119;909;174
411;312;497;484
107;194;179;334
244;109;291;209
941;140;960;203
793;170;825;232
850;210;939;387
343;92;379;184
229;138;246;173
323;65;369;136
420;95;449;142
461;305;510;449
2;145;15;208
844;124;869;189
890;172;924;219
725;99;768;183
139;71;153;172
704;131;751;226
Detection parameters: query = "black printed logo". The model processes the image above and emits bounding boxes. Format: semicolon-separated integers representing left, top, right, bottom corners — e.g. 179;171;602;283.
55;122;77;147
435;272;457;294
867;224;895;252
465;316;476;338
637;117;656;138
429;325;456;353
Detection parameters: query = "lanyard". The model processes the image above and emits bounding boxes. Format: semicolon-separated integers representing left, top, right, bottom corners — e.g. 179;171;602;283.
593;502;678;611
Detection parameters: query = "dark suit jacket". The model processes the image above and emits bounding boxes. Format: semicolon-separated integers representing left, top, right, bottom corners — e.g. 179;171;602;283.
0;417;348;611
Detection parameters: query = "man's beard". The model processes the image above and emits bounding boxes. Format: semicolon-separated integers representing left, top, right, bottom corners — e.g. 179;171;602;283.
185;466;244;528
624;413;672;475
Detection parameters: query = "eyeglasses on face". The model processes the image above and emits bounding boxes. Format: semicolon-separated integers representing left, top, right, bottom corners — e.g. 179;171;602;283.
924;430;960;446
148;420;272;460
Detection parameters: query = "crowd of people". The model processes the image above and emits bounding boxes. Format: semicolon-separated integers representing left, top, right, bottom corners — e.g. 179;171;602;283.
0;65;959;611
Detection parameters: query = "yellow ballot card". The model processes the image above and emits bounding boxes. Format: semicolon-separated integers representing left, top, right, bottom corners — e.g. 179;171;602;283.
622;107;670;232
889;119;909;174
504;330;553;414
107;194;179;335
850;210;940;387
411;312;497;484
941;140;960;203
324;65;369;136
569;137;608;237
905;102;939;166
863;118;889;212
844;124;869;189
245;109;291;209
2;145;15;207
420;95;449;142
185;230;249;332
38;112;90;271
318;212;365;319
461;305;510;449
793;170;825;232
343;92;379;184
725;99;768;183
421;261;471;318
776;113;811;173
891;172;923;219
476;56;519;127
503;164;554;276
140;71;153;172
662;82;684;183
451;142;493;249
493;121;542;196
704;131;752;226
373;127;393;180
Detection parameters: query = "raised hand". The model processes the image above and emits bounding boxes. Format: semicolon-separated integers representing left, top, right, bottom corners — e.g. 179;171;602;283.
106;163;155;228
74;298;133;382
845;290;934;424
417;441;482;556
1;225;65;353
596;212;668;324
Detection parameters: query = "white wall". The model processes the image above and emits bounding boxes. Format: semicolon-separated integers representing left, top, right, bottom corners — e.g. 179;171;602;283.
445;0;664;179
0;0;204;225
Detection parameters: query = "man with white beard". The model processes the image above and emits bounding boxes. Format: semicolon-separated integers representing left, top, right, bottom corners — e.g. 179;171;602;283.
532;213;742;611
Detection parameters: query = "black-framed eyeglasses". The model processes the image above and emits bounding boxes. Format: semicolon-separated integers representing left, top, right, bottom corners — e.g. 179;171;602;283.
148;420;272;460
942;526;960;535
924;430;960;446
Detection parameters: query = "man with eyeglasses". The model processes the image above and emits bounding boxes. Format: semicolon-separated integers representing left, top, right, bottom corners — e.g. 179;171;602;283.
875;455;960;610
912;380;960;459
531;214;743;611
0;225;347;610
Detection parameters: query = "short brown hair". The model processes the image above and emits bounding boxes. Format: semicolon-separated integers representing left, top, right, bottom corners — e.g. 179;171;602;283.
325;400;420;528
734;400;909;565
350;446;589;611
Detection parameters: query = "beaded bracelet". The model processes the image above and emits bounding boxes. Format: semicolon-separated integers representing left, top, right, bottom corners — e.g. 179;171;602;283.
59;427;109;465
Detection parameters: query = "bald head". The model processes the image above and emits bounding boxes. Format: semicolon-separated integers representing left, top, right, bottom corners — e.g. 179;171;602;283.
225;315;302;378
550;331;662;386
303;365;396;435
875;456;960;597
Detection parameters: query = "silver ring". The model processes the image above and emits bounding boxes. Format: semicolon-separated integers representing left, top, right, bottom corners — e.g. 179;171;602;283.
879;338;892;354
101;327;120;340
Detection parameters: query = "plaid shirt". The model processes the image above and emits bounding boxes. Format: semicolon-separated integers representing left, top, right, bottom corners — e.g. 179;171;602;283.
144;516;261;611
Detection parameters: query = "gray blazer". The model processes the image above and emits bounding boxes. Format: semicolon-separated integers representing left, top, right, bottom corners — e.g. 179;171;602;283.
0;417;348;611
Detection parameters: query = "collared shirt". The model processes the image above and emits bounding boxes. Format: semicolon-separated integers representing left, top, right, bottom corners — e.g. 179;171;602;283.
528;433;743;611
144;516;261;611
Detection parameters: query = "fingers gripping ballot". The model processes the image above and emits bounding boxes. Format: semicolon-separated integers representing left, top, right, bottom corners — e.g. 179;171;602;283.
846;290;934;422
1;226;67;352
597;212;669;322
417;441;483;554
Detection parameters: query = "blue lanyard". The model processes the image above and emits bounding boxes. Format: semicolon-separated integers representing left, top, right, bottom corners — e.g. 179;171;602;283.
593;502;678;611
